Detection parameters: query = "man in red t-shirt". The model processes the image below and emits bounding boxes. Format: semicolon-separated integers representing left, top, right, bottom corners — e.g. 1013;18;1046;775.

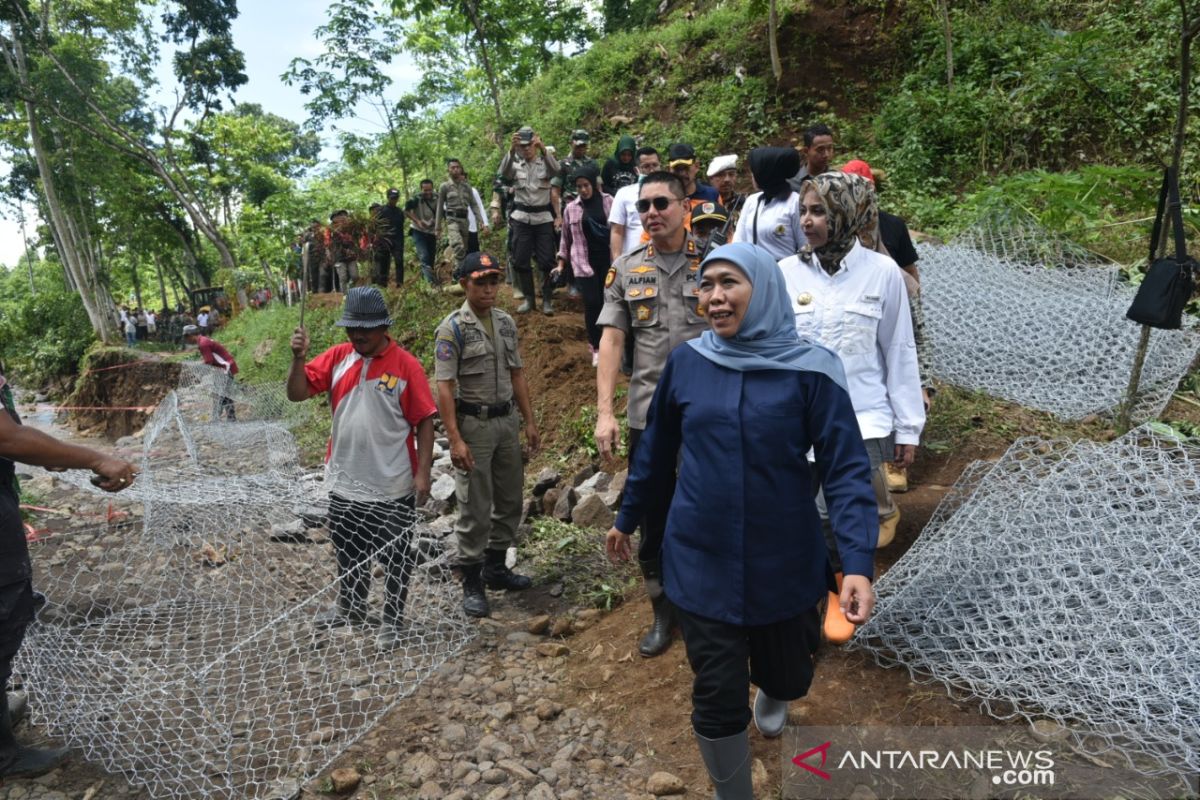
183;325;239;422
286;287;437;648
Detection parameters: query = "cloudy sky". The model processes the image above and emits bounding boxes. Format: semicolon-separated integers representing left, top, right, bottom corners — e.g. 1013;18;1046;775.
0;1;417;269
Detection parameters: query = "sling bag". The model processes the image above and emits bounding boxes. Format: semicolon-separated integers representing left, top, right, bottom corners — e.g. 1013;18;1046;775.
1126;167;1196;330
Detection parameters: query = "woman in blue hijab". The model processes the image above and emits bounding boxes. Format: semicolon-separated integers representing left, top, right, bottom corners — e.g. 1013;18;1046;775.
607;242;878;799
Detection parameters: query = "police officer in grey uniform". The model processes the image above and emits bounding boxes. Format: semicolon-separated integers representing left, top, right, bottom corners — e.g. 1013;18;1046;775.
595;172;708;657
499;126;561;315
435;252;541;618
436;158;490;268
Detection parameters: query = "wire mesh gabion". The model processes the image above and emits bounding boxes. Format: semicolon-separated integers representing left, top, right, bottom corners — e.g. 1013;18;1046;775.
17;381;475;799
920;218;1200;421
852;426;1200;778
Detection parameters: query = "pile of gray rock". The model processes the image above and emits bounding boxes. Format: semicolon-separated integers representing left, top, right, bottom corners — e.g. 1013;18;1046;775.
415;432;627;566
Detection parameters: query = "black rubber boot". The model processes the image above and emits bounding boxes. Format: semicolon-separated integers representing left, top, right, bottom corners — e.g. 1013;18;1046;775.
0;691;69;779
460;563;490;618
482;548;532;590
638;559;676;658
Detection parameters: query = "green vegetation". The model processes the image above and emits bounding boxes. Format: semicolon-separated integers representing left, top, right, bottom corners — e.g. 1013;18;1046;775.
3;0;1200;448
523;517;638;610
0;263;95;387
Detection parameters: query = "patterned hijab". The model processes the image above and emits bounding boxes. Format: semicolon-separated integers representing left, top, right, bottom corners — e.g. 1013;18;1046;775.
798;171;880;273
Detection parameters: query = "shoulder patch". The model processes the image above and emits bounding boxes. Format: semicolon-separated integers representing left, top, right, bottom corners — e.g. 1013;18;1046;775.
436;340;454;361
605;268;617;288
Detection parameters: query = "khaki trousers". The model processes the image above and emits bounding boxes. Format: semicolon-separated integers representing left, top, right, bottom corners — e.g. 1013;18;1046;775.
453;412;523;566
446;218;471;266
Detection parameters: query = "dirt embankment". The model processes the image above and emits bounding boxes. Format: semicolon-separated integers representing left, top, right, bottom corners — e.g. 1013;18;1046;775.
67;349;181;439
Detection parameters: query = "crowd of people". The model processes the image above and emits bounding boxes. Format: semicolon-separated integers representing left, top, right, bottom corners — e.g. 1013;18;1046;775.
116;302;231;349
274;121;930;799
2;123;933;797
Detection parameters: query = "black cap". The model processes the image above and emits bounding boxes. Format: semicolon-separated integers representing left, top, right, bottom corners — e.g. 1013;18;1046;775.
455;251;504;280
517;126;535;143
691;201;729;226
668;142;696;167
386;187;400;198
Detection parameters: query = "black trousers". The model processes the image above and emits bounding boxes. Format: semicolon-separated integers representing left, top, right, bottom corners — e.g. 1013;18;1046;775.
0;578;34;692
327;494;417;623
577;268;607;349
510;220;556;299
627;427;675;564
677;605;821;738
374;241;403;286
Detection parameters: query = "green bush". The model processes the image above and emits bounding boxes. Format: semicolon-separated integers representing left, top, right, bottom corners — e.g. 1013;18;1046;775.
0;288;96;387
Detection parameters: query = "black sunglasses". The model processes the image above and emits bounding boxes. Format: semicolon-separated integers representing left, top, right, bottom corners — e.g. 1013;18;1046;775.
636;196;679;213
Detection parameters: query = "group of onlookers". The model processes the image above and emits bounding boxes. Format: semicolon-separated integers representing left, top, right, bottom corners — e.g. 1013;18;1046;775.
115;305;223;349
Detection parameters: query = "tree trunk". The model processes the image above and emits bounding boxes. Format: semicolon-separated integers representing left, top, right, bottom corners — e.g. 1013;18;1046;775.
153;253;170;311
10;29;118;342
939;0;954;90
17;205;35;294
461;0;505;131
768;0;782;82
11;9;240;276
1118;2;1196;432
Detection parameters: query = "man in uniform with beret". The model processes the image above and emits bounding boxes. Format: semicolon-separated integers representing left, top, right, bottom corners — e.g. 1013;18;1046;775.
706;155;744;231
434;252;540;618
595;171;708;657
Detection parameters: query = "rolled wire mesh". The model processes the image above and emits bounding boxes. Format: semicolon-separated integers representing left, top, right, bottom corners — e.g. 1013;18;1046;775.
18;386;474;799
852;426;1200;778
920;217;1200;421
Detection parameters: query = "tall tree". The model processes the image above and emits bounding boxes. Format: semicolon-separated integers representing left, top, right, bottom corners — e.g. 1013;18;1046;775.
2;0;248;278
389;0;595;133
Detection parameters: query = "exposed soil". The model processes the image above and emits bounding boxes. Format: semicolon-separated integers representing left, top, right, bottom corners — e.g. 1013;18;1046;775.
66;350;181;439
553;440;1009;796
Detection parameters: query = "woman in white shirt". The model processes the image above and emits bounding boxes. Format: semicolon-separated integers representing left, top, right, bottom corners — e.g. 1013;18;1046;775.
732;147;806;261
776;170;925;644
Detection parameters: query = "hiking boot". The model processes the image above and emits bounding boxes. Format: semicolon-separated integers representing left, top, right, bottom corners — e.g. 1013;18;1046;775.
482;548;532;590
516;298;533;314
541;297;554;316
460;563;490;617
877;507;900;548
884;462;909;492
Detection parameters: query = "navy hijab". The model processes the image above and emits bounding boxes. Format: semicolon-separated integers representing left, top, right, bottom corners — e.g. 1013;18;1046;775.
687;242;847;389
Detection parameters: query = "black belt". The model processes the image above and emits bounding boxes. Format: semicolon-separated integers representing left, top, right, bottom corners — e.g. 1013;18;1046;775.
446;210;468;219
457;399;513;419
514;203;553;214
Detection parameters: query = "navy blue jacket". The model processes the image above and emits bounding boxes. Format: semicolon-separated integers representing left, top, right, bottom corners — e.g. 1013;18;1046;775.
616;345;878;626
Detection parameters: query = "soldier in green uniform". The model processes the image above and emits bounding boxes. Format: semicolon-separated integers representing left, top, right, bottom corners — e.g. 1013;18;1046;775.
594;172;709;657
434;252;540;618
436;158;490;268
